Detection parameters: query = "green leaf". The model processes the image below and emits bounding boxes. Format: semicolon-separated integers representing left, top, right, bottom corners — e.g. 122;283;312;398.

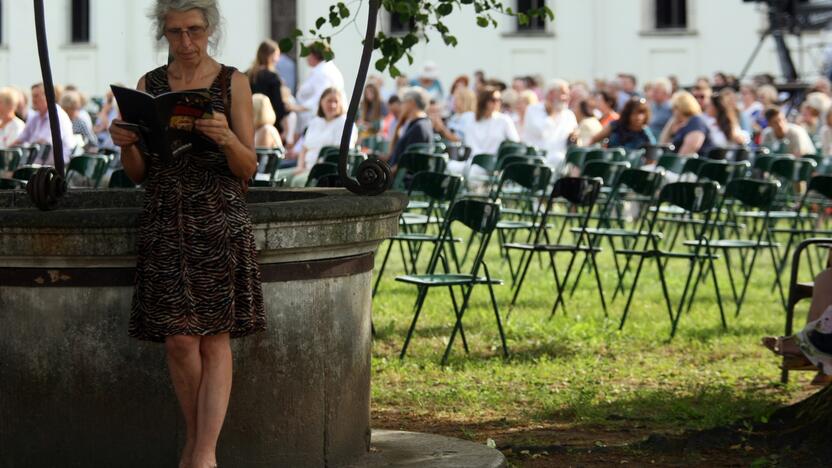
329;12;341;27
375;57;389;72
476;16;489;27
299;43;309;57
389;64;401;78
338;2;350;18
436;3;453;16
291;28;303;38
315;17;326;29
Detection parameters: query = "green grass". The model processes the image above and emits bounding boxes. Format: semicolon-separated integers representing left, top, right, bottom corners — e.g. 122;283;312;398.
369;225;819;443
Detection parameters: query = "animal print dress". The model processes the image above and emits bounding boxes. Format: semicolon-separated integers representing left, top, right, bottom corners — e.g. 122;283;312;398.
128;64;266;342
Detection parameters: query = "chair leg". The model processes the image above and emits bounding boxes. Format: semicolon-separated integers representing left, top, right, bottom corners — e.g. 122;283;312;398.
400;286;431;360
442;284;477;365
619;255;648;330
509;249;536;314
589;251;608;317
707;251;728;330
670;258;700;339
549;252;569;318
484;264;509;358
447;285;470;354
372;239;395;297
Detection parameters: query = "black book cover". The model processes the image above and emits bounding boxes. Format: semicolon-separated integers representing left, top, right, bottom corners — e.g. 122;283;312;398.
111;85;214;160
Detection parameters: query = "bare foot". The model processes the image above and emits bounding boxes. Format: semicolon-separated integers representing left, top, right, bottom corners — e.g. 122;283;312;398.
191;453;217;468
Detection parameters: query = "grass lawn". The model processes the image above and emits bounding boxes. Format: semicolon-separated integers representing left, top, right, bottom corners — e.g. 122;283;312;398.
369;224;823;466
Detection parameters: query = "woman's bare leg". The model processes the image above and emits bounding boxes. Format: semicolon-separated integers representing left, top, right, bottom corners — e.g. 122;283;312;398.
165;335;203;468
808;269;832;322
192;333;233;468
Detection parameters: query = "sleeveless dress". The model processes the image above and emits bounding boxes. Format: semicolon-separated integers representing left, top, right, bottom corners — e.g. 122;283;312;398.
128;64;266;343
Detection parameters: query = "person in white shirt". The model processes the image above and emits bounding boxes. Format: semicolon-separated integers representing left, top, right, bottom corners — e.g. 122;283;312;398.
447;86;519;178
0;87;25;149
12;83;75;166
291;87;356;186
295;45;345;135
523;78;578;168
761;107;817;157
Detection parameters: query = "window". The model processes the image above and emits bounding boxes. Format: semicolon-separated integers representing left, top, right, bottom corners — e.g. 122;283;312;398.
390;12;416;34
0;0;4;45
655;0;687;30
517;0;547;32
71;0;91;43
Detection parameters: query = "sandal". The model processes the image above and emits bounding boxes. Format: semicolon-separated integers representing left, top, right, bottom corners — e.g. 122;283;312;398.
811;372;832;386
762;336;804;358
780;354;816;371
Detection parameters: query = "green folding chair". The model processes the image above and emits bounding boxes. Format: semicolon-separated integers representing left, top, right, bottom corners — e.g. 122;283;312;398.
397;199;507;364
616;181;725;338
305;162;339;187
66;155;109;188
0;178;26;190
108;169;137;188
0;148;23;173
504;177;607;318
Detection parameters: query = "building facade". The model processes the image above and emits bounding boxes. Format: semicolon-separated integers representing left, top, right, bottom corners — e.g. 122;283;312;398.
0;0;828;98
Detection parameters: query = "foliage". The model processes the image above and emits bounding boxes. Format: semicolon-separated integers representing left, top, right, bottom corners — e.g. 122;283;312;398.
278;0;554;77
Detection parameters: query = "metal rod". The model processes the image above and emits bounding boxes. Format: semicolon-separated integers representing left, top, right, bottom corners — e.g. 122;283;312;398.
33;0;65;176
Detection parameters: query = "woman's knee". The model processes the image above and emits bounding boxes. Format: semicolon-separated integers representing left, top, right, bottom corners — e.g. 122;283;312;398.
199;333;231;362
165;335;201;360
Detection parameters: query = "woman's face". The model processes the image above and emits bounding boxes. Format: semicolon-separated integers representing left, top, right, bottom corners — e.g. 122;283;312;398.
486;92;501;114
0;99;12;116
321;93;341;120
629;110;647;128
164;9;210;66
364;86;377;101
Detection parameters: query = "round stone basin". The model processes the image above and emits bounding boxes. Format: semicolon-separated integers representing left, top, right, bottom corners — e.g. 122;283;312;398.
0;188;407;468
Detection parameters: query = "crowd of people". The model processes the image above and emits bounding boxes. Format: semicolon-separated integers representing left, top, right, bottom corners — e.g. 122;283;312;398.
4;42;832;182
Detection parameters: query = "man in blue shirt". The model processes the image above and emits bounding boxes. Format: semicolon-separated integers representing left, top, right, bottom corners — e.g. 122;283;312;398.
649;77;673;137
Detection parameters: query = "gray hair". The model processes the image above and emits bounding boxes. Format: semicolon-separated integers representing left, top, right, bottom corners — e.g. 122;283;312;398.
400;87;431;111
150;0;222;48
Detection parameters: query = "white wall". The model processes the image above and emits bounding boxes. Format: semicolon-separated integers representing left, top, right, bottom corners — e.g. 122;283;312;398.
0;0;270;95
0;0;827;100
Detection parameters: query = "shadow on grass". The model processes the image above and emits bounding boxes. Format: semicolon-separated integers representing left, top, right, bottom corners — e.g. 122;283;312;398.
536;385;786;430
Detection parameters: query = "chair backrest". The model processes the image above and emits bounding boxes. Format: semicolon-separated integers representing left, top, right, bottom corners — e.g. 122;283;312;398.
495;163;553;196
426;199;502;277
617;168;665;197
13;165;44;182
497;141;527;159
409;171;462;203
806;175;832;200
582;161;629;187
396;152;448;174
706;148;728;160
0;178;26;190
318;146;340;161
0;148;23;172
697;160;749;186
723;178;780;209
583;149;614;166
656;153;684;173
305;162;339;186
625;148;646;168
658;181;720;213
680;157;707;177
256;148;284;177
551;176;603;206
564;147;588;169
498;154;545;171
726;147;750;162
470;153;497;174
770;156;817;183
67;155;107;179
108;169;137;188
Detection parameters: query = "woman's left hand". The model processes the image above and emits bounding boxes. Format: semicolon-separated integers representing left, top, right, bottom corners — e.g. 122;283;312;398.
196;113;236;148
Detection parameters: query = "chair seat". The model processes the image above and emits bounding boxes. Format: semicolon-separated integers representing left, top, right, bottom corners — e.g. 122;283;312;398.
395;273;503;286
503;242;601;253
391;233;462;243
735;210;799;219
407;200;430;210
575;227;658;238
497;220;534;230
652;205;686;215
685;239;778;249
615;249;719;260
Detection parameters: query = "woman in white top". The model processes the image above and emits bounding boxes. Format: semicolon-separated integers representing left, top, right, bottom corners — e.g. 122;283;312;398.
523;79;578;168
0;87;25;149
291;87;356;186
252;93;283;149
447;86;519;178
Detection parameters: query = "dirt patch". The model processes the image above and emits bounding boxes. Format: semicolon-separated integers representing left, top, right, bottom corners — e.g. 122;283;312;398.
372;409;814;467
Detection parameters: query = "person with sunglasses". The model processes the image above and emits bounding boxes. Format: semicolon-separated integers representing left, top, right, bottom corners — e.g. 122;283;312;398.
109;2;263;467
590;97;655;150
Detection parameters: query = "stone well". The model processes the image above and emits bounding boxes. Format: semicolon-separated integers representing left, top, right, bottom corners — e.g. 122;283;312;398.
0;188;406;468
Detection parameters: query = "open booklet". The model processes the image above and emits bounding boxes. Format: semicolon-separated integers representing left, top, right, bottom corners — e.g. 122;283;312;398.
111;85;214;160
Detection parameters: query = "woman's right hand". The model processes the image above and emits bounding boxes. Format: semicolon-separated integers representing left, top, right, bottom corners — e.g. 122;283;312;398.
110;119;140;149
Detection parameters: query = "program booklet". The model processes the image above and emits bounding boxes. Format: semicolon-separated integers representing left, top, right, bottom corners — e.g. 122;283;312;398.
111;85;214;160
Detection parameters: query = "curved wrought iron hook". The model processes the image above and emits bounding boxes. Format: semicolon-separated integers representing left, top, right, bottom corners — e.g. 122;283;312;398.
337;0;392;196
28;0;67;211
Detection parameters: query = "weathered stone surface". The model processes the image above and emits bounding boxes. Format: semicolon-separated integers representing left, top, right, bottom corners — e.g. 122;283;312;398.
0;188;406;467
355;430;508;468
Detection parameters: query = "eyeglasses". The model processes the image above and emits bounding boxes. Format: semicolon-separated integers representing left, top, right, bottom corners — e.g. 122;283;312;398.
164;25;208;42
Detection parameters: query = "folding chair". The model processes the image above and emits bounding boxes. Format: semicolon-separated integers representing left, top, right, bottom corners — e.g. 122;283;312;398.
504;177;606;318
617;181;726;338
373;172;463;296
692;179;784;316
66;155;109;188
108;169;137;188
0;148;23;174
304;162;339;187
397;199;507;364
392;152;448;191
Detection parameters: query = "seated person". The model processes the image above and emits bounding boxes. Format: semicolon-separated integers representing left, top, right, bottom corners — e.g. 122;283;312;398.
591;96;655;150
59;90;98;153
761;107;816;157
290;87;356;186
387;87;433;168
13;82;75;165
252;93;283;149
0;87;25;148
659;90;714;156
763;266;832;385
